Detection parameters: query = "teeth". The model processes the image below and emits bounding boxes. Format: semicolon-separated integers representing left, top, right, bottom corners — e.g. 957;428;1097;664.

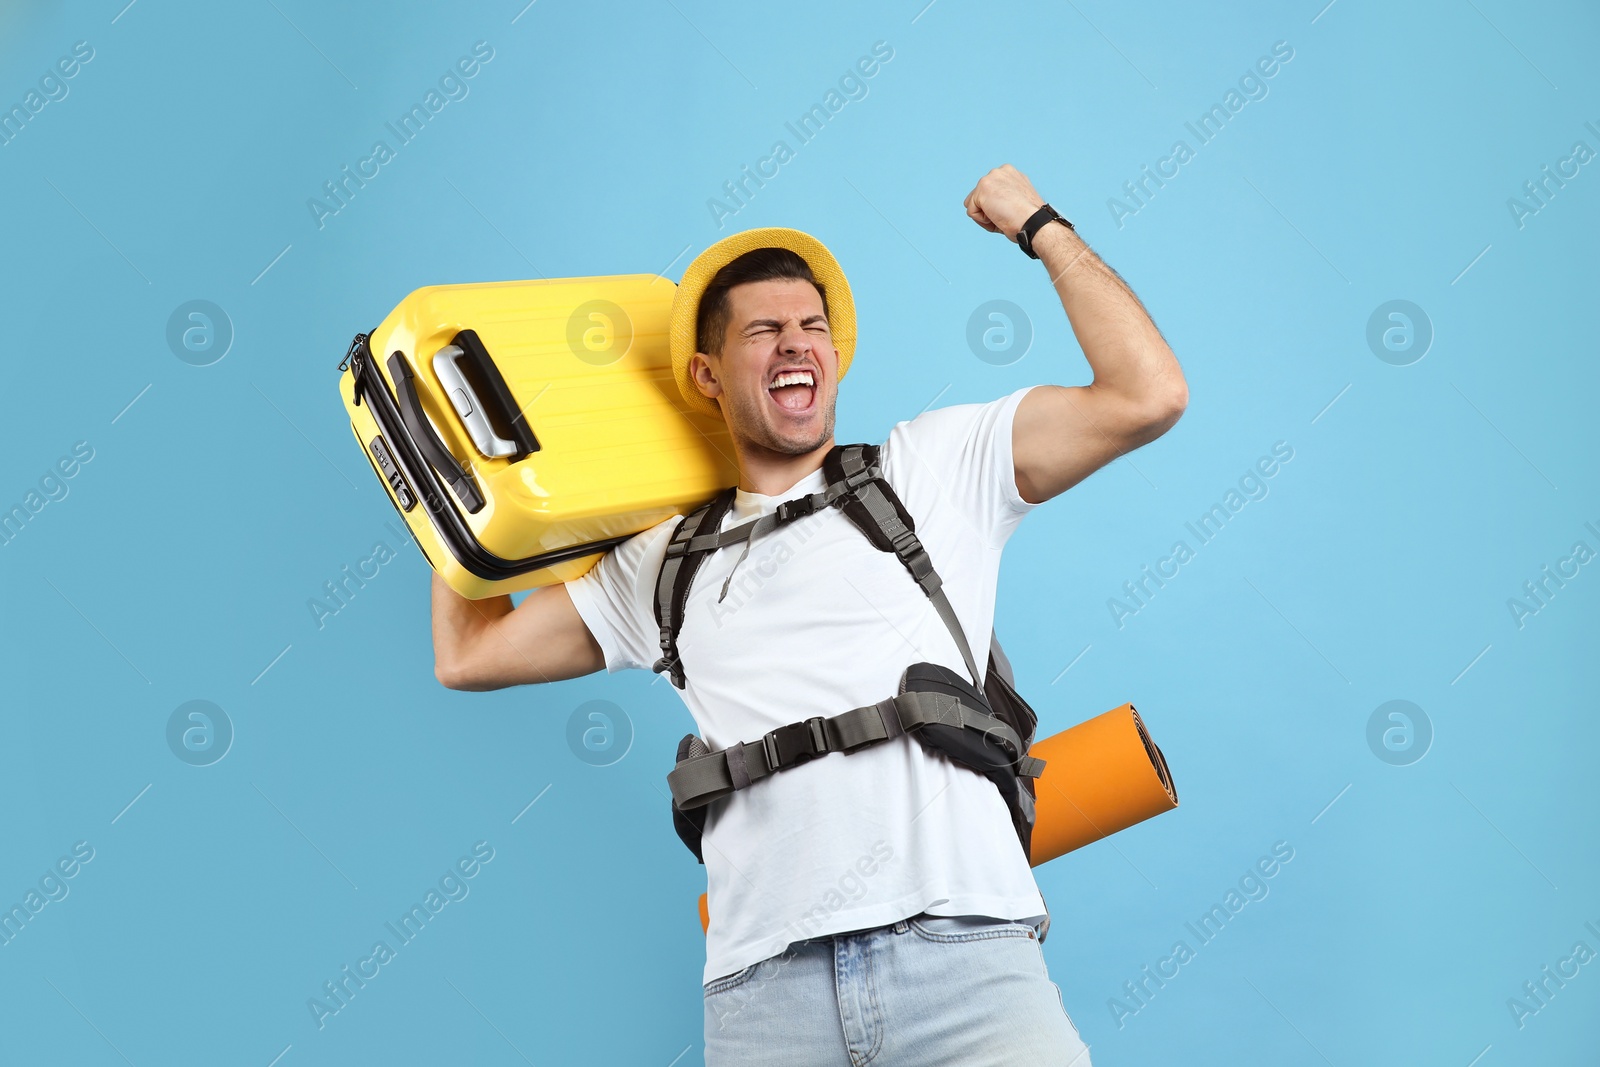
769;370;815;390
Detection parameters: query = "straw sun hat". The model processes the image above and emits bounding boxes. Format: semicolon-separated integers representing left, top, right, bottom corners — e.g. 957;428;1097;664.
669;227;857;420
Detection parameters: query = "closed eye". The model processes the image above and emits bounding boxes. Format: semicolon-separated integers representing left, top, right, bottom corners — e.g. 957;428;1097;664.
743;316;830;337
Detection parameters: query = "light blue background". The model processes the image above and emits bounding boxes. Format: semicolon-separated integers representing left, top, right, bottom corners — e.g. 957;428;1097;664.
2;1;1596;1064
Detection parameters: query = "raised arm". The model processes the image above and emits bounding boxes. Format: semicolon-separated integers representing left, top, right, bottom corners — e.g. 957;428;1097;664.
963;164;1189;505
431;572;605;690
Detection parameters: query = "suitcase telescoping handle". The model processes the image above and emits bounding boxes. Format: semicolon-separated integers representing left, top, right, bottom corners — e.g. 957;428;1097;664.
430;330;538;461
386;351;486;513
433;346;519;459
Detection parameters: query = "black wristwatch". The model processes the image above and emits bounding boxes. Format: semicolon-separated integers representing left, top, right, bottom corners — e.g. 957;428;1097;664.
1016;203;1074;259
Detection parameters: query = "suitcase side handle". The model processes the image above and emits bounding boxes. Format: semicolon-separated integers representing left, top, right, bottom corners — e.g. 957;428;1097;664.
385;350;486;514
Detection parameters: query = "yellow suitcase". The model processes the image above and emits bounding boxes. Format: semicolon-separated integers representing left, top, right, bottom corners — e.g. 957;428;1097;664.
337;274;739;599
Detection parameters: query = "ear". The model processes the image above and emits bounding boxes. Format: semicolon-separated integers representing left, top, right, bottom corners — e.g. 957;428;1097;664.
688;351;722;401
821;342;841;380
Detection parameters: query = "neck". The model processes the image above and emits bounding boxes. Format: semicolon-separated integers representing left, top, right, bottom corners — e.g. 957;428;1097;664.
732;435;835;496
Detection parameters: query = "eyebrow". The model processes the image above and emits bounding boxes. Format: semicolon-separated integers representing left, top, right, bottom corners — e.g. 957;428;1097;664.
741;315;829;334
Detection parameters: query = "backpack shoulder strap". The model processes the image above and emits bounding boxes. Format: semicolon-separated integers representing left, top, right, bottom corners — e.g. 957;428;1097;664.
822;443;984;687
652;487;737;689
988;630;1015;687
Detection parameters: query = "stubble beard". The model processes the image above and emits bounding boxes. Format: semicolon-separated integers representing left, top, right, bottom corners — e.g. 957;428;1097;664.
722;386;836;459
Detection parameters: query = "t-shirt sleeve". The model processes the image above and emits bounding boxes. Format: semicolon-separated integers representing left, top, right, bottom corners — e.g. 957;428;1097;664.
889;385;1042;550
563;518;678;673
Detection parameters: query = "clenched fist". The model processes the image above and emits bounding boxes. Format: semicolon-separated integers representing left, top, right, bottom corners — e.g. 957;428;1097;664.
963;164;1047;243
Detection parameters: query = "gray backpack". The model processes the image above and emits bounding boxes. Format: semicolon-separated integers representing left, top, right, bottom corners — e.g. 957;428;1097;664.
652;444;1048;884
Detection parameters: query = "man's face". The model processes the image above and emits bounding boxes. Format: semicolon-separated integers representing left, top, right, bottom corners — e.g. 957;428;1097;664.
691;278;839;456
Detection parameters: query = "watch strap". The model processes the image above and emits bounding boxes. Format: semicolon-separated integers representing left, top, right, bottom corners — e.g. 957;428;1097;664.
1017;203;1074;259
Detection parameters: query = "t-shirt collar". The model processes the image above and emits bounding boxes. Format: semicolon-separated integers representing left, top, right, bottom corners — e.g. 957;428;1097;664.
730;464;830;520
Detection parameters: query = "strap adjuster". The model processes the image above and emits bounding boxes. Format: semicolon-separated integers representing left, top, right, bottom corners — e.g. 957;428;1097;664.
807;714;828;752
888;526;920;554
842;464;879;491
903;545;936;587
650;654;686;690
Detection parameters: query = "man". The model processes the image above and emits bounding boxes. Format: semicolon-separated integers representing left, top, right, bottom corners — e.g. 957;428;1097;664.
431;164;1187;1064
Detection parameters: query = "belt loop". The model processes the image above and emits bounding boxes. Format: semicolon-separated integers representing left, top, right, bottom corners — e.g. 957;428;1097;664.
876;697;904;740
726;742;752;790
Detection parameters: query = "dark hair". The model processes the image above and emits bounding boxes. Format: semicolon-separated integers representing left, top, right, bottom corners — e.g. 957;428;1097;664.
695;247;829;358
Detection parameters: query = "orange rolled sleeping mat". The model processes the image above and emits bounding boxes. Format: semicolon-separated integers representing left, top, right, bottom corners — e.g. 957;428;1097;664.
697;702;1178;933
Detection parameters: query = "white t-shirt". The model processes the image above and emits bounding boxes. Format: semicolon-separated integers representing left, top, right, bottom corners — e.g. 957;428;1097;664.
564;385;1048;984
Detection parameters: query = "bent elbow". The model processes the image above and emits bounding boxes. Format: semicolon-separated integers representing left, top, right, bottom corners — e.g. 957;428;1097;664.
1115;385;1186;453
1163;383;1189;425
434;656;482;692
1146;380;1188;435
434;659;464;690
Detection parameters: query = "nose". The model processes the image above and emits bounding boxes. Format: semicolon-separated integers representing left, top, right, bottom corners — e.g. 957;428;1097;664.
777;322;813;357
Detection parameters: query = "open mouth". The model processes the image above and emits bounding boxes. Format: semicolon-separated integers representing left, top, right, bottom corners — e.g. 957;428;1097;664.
766;366;817;415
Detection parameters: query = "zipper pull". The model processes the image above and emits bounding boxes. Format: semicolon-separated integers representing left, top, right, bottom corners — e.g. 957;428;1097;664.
344;334;368;406
339;333;367;373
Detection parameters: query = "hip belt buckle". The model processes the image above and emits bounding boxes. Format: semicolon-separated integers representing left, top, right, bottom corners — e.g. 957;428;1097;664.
763;716;828;771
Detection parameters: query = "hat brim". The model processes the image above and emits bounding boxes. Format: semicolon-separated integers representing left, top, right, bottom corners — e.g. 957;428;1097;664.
670;227;855;421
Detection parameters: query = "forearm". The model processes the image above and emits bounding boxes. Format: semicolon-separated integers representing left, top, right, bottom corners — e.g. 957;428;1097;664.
1031;222;1186;411
429;572;605;689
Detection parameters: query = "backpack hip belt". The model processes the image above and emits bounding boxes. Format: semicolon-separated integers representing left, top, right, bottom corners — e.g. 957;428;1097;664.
667;688;1044;812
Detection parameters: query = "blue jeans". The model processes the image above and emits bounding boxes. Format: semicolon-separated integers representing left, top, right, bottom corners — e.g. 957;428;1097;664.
703;913;1092;1066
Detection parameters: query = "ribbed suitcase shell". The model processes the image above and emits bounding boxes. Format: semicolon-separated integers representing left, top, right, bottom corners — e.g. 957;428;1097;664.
339;274;739;599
